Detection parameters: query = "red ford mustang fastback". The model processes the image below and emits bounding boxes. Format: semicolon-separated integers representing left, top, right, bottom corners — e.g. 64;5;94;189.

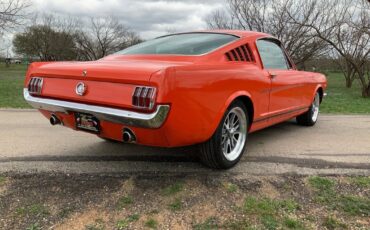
24;30;327;169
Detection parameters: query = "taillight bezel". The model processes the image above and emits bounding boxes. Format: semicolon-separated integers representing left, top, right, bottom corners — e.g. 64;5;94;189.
132;86;157;110
28;77;44;95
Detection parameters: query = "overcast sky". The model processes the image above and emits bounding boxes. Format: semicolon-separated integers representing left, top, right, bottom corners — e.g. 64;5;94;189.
31;0;226;39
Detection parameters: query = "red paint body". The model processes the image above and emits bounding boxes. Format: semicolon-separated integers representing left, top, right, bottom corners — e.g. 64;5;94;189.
24;30;327;147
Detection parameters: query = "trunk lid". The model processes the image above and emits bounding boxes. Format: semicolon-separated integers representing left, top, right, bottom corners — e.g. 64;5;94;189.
28;56;194;110
32;57;193;84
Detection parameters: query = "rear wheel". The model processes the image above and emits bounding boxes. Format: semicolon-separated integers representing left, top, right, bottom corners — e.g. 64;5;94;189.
296;92;320;126
200;100;248;169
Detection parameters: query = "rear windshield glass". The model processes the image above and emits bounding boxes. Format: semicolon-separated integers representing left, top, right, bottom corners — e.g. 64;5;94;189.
116;33;239;55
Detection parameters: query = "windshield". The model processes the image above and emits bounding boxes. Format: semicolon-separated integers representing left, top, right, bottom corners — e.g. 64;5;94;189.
116;33;239;55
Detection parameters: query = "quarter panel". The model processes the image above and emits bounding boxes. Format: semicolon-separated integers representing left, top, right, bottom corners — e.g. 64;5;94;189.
159;63;270;146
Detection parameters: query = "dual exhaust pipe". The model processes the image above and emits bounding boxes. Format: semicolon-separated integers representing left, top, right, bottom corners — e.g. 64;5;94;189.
49;114;136;143
50;114;61;126
123;128;136;143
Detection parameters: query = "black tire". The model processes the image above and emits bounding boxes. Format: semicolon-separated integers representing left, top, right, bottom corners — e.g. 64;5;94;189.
296;92;320;126
199;100;248;169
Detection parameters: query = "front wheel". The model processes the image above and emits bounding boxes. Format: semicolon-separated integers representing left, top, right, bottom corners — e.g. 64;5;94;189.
199;100;248;169
296;92;320;126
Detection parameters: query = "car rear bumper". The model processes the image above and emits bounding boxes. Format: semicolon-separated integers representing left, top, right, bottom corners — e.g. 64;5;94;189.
23;88;170;128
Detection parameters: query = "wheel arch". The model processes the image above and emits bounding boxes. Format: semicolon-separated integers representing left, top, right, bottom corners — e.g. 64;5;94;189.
315;85;324;103
217;91;254;132
234;95;254;130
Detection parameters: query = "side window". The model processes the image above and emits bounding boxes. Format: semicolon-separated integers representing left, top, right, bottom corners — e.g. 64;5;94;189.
256;40;289;70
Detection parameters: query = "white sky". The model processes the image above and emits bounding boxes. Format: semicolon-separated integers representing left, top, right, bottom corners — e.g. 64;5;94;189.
31;0;226;39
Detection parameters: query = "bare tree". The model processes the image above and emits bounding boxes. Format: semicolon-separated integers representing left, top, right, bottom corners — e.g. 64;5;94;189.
0;0;29;32
288;0;370;97
206;0;327;68
74;17;142;60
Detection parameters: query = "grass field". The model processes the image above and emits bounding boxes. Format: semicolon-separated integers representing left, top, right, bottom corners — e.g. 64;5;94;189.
320;71;370;114
0;64;30;108
0;63;369;113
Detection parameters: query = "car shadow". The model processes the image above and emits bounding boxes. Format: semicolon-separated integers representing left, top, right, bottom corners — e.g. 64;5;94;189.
0;120;301;165
67;119;301;163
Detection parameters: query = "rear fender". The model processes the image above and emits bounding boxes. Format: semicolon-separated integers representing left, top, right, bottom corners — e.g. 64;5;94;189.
208;91;253;139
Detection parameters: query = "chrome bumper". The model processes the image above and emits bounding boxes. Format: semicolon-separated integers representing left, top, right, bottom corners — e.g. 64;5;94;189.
23;88;170;128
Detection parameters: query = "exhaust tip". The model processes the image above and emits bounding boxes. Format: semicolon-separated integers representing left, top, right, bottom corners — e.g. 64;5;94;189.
50;114;61;126
122;128;136;143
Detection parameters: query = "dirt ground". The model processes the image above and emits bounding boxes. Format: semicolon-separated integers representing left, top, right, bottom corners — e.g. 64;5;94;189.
0;173;369;230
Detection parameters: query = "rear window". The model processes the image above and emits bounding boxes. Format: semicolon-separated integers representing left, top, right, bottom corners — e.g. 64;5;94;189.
116;33;239;55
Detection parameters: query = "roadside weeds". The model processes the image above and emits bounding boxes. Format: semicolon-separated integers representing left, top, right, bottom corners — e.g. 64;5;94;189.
0;174;369;229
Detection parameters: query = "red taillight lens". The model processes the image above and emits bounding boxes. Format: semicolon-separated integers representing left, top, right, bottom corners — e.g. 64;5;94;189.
28;77;43;95
132;86;156;110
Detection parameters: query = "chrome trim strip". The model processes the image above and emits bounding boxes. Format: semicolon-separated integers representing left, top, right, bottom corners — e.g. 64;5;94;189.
23;88;170;128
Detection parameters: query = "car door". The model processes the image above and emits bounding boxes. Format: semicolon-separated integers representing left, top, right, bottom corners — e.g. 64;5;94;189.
256;39;306;117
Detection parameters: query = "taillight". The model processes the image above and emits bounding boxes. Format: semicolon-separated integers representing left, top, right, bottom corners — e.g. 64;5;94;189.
28;77;43;95
132;86;156;110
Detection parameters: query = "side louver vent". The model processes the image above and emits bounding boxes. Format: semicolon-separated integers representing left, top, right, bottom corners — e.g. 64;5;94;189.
225;44;254;62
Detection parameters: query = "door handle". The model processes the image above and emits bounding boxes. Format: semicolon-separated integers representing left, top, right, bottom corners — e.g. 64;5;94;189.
269;72;277;79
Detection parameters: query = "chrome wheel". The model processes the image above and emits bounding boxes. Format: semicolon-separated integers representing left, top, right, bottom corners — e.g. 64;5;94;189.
221;107;247;161
311;93;320;122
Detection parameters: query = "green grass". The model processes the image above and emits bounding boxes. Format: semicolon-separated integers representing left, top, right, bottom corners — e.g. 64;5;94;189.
323;216;347;230
0;63;30;108
243;197;301;229
320;72;370;114
168;198;182;211
0;64;369;113
336;195;370;216
244;197;299;215
0;175;5;185
261;215;278;230
223;182;238;193
223;219;252;230
26;223;41;230
161;182;184;196
127;214;140;222
85;219;105;230
16;204;49;217
193;217;219;230
308;176;336;203
144;218;158;229
308;176;370;216
58;206;75;219
116;219;129;230
308;176;335;190
116;214;140;230
350;176;370;188
116;195;133;210
283;217;305;229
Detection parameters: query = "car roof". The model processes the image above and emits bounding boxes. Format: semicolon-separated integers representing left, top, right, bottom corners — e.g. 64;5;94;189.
159;30;272;39
198;30;271;38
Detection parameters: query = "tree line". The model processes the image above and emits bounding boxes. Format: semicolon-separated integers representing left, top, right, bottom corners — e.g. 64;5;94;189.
1;0;370;97
12;14;142;61
207;0;370;97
